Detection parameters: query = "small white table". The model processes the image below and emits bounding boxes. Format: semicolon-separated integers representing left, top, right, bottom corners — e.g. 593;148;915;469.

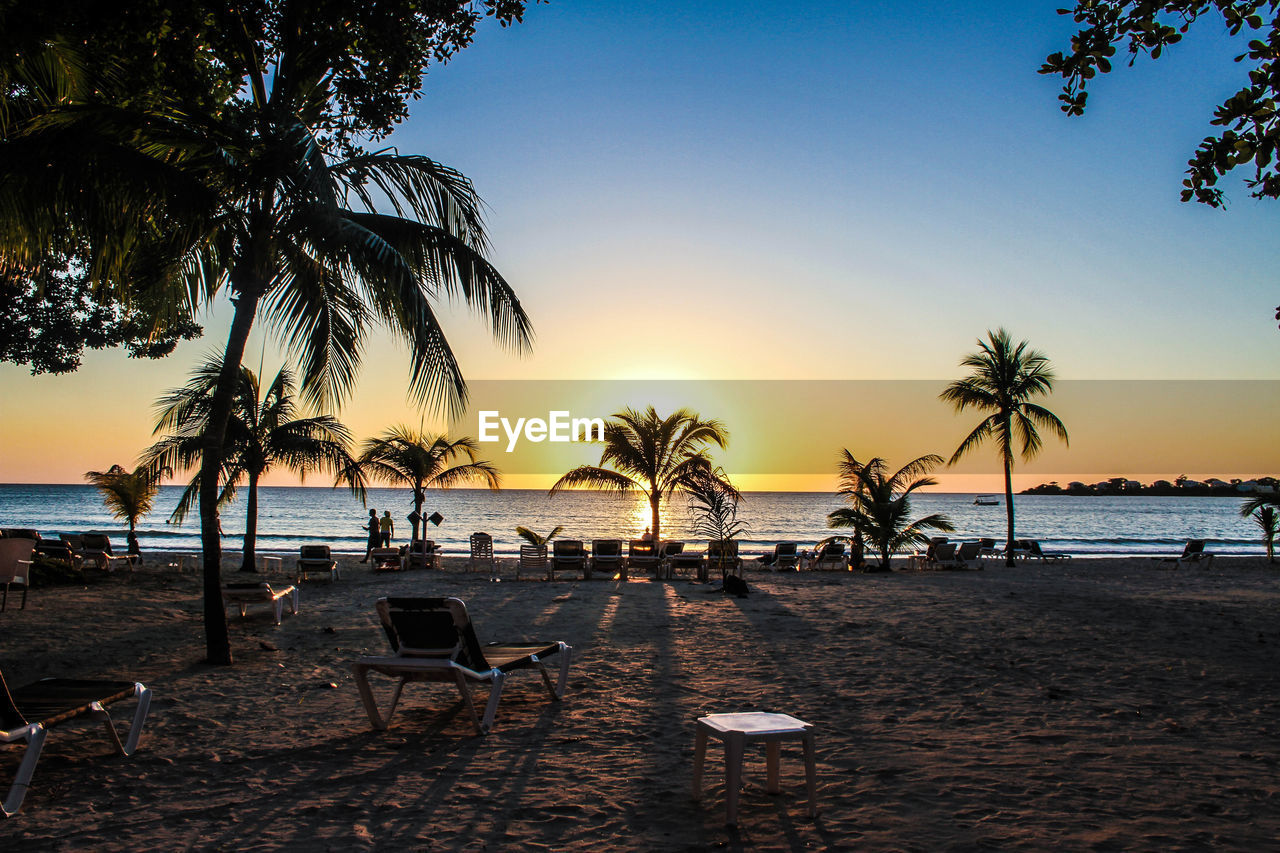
692;712;817;825
260;555;282;573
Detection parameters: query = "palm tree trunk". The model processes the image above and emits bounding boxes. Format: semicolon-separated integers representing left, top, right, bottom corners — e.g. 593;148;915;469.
240;469;260;572
1004;454;1016;567
412;485;425;542
199;287;261;665
650;493;661;544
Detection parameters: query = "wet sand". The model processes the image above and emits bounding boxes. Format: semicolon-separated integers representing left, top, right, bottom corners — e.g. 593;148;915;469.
1;553;1277;850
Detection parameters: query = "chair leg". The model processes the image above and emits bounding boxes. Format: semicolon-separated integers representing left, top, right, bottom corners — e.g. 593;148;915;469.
1;724;47;818
478;670;507;735
352;665;405;730
273;599;283;625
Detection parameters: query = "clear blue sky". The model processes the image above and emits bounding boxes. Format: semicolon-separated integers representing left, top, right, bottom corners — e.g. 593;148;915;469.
1;0;1277;484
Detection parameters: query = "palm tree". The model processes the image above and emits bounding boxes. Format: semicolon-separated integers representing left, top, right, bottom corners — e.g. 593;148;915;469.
1240;497;1280;563
1;8;533;664
549;407;730;543
515;526;564;547
827;455;953;571
940;329;1068;566
143;360;360;572
84;463;165;558
357;428;501;541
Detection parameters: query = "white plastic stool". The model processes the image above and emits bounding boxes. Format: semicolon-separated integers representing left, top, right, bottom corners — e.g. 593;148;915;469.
692;711;817;825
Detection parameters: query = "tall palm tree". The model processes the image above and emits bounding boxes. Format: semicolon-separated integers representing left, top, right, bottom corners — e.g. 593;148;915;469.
549;406;730;543
1;7;533;664
940;329;1068;566
827;454;953;571
1240;497;1280;563
143;360;360;572
357;428;501;541
84;463;165;556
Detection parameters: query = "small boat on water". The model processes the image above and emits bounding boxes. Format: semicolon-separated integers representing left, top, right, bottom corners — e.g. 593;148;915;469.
973;494;1000;506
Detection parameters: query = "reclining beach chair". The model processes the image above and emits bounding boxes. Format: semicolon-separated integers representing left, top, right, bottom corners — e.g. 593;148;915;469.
0;668;152;817
1022;540;1072;563
588;539;624;580
1156;539;1216;568
656;541;685;580
627;540;659;577
467;533;496;575
405;539;441;570
352;597;572;735
0;539;34;612
79;533;135;573
222;581;299;626
368;547;404;572
296;545;339;582
516;544;547;580
810;540;847;571
764;542;799;571
706;539;742;580
930;542;964;570
550;539;588;580
664;543;705;581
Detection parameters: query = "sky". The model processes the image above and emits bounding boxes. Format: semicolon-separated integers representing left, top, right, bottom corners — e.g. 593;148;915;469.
2;0;1278;490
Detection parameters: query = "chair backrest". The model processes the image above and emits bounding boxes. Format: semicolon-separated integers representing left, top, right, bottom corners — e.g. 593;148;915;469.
60;533;84;551
774;542;797;558
934;543;958;561
299;544;331;561
1;529;40;542
409;539;436;554
375;597;490;670
0;666;29;730
553;539;584;558
707;539;738;559
628;540;655;559
958;541;981;560
519;544;547;566
660;541;684;557
469;533;494;558
819;541;845;559
1183;540;1205;557
978;537;996;549
0;539;35;584
592;539;622;558
82;533;112;553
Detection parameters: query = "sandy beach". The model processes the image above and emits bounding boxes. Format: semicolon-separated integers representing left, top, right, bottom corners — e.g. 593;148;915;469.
1;553;1278;851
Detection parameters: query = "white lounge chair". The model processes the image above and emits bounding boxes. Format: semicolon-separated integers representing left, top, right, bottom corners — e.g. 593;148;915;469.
352;597;572;735
516;544;547;580
1;669;152;817
550;539;588;580
221;582;299;626
588;539;624;580
467;533;496;575
1155;539;1216;568
296;545;339;582
627;540;659;578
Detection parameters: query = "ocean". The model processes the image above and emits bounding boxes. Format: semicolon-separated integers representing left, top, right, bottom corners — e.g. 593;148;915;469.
0;484;1266;559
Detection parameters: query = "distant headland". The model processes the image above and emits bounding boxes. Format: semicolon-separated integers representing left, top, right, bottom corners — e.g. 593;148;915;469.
1021;477;1278;496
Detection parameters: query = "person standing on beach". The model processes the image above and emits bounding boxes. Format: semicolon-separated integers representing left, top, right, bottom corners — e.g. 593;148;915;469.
360;509;380;562
379;511;394;547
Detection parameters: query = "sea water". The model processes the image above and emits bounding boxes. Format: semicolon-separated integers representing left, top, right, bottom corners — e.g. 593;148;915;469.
0;485;1264;558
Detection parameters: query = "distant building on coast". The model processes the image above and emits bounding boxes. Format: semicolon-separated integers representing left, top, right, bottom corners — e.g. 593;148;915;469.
1022;476;1279;496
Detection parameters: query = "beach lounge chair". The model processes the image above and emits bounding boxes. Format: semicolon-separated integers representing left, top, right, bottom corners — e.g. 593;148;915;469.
516;544;547;580
467;533;496;575
1156;539;1216;568
810;540;847;571
352;597;572;735
588;539;624;580
929;542;965;569
550;539;588;580
79;533;134;573
405;539;441;570
655;541;685;580
706;539;742;580
1022;540;1072;563
664;544;705;581
977;538;1001;558
627;540;659;577
0;667;152;817
0;538;34;612
296;545;339;582
763;542;799;571
221;581;299;626
368;547;404;572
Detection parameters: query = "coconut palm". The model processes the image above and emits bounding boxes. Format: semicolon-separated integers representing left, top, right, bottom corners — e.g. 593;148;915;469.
549;407;730;544
143;360;360;571
357;428;501;542
84;463;165;558
1240;497;1280;563
1;8;532;663
827;455;953;571
940;329;1068;566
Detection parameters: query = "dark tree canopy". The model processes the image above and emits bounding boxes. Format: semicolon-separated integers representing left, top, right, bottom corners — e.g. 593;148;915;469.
1042;1;1280;206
